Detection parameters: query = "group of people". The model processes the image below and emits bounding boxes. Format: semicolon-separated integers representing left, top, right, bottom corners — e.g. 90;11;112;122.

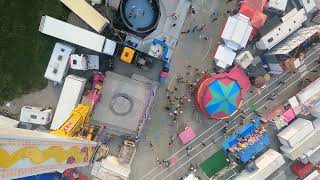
165;77;194;123
156;157;171;167
229;126;266;153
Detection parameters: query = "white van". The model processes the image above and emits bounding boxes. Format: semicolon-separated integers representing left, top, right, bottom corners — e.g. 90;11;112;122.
20;106;53;125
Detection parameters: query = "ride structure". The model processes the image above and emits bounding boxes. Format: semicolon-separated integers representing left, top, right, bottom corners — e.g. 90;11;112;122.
223;117;270;163
0;127;98;179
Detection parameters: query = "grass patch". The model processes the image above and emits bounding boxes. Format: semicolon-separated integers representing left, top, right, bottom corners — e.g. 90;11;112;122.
0;0;68;103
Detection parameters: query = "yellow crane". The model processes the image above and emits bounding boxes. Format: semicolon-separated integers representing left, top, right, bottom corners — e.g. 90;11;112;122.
50;104;91;138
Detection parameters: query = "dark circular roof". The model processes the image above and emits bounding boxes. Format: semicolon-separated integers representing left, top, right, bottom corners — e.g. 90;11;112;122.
120;0;161;33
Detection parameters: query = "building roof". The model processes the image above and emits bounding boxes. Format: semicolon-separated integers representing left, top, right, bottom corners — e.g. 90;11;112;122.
239;3;256;19
228;66;252;92
92;71;157;138
240;3;267;29
268;25;320;55
196;76;242;119
299;0;316;13
256;8;307;50
296;77;320;103
221;14;253;51
251;11;267;29
234;51;254;69
195;66;251;120
196;72;244;120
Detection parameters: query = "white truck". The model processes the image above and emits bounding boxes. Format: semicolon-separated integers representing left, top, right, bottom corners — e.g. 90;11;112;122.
235;149;285;180
50;75;87;130
70;54;99;71
39;15;117;56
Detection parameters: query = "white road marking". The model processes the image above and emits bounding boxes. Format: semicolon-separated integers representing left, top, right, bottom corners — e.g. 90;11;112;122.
201;37;213;63
140;47;320;180
161;63;320;180
167;74;177;91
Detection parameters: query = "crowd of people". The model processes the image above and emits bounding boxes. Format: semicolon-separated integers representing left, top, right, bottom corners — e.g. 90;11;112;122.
229;126;266;153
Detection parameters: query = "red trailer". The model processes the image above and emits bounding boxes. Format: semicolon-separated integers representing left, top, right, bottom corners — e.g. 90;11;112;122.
290;161;319;179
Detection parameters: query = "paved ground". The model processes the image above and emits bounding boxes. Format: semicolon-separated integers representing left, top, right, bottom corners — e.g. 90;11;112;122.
130;1;320;180
130;0;238;179
1;0;319;179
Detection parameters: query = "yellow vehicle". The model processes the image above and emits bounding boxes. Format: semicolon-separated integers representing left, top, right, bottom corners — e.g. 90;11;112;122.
50;104;91;137
120;46;135;64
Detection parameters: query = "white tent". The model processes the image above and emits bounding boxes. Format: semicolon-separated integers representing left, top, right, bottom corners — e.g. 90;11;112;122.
214;45;236;68
221;13;253;51
234;51;254;69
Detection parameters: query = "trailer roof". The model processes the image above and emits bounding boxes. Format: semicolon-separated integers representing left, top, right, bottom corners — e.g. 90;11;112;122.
60;0;109;33
39;16;106;53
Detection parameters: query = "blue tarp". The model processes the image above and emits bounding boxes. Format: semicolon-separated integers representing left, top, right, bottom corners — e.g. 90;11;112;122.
237;117;260;137
223;117;260;150
239;133;270;162
223;117;270;162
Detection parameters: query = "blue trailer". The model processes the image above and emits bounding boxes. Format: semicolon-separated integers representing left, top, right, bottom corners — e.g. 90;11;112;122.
223;117;270;163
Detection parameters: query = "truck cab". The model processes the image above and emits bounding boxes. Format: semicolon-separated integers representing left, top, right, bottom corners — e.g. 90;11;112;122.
120;46;136;64
70;54;99;70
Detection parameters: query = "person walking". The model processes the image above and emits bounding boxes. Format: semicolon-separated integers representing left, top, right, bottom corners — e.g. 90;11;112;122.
211;17;218;22
201;142;206;147
192;25;198;33
197;24;206;32
181;29;190;34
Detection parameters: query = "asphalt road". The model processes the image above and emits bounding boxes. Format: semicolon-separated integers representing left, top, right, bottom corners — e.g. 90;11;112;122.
139;46;320;180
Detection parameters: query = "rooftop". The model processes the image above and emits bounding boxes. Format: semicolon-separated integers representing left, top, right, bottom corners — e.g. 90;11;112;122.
92;71;158;138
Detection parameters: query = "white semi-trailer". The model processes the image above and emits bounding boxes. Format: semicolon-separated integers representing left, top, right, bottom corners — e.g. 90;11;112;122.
50;75;87;130
39;15;117;56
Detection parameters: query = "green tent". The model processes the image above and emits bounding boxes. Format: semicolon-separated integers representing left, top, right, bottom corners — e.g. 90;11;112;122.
200;149;230;178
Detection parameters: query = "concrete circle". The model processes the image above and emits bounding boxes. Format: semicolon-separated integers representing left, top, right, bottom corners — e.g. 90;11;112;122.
110;93;134;116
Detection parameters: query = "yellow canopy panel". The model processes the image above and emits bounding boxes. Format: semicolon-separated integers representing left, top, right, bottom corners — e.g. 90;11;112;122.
120;47;135;64
60;0;110;33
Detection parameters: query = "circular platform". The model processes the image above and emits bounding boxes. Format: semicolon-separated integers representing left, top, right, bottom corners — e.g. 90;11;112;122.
195;75;242;120
120;0;161;33
110;93;134;116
